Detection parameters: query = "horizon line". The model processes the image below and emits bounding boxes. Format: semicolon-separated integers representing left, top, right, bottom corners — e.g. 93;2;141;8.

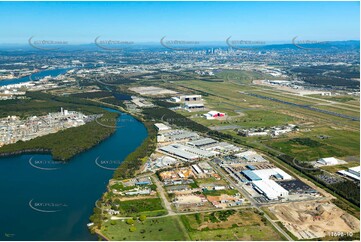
0;39;360;46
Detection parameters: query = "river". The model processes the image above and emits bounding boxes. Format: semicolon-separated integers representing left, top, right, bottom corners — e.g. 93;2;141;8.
0;108;148;240
0;68;69;86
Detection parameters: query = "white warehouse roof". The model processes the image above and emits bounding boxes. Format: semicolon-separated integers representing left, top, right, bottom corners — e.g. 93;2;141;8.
252;180;289;200
159;145;198;160
317;157;340;165
337;166;360;181
154;123;171;131
159;144;216;161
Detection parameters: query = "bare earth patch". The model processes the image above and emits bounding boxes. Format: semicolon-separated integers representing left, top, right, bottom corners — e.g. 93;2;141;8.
268;201;360;240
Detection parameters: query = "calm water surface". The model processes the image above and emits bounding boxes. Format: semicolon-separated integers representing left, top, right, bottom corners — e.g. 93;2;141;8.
0;108;147;240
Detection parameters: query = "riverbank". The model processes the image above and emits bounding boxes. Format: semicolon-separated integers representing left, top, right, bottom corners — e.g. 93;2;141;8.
89;113;157;237
0;111;118;161
0;68;69;87
0;108;148;240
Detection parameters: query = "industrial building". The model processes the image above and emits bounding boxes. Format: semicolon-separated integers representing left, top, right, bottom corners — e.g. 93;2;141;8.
337;166;360;181
159;129;199;142
187;138;218;148
204;110;226;120
185;103;205;111
191;164;203;175
159;144;216;161
171;95;205;112
234;150;267;162
180;95;202;103
202;142;240;153
242;168;293;200
252;180;289;200
241;170;262;181
251;168;293;181
154;123;171;132
317;157;341;166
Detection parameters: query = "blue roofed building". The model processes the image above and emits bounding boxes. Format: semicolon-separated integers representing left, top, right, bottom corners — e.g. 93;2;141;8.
246;165;256;170
241;170;262;181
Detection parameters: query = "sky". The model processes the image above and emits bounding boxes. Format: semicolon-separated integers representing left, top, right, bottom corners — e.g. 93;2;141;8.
0;1;359;44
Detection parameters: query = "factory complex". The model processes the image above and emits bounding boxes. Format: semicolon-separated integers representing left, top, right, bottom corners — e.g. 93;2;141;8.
147;122;320;203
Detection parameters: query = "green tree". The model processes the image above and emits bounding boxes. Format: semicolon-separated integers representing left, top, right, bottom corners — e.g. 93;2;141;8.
126;218;134;225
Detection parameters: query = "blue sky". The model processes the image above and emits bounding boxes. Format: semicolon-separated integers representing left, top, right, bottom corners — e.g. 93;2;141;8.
0;1;359;44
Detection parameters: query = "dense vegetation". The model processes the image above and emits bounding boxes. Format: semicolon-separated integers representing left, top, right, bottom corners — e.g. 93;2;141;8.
142;107;209;133
113;120;156;179
289;65;360;88
289;138;322;147
0;91;102;118
0;91;120;160
278;154;360;206
100;97;127;108
70;91;112;99
152;100;180;108
0;111;117;160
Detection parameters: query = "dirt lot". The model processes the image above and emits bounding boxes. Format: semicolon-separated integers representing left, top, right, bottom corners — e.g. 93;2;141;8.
268;201;360;239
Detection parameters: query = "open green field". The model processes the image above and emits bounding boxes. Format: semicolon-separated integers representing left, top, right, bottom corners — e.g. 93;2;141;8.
320;161;360;173
248;89;359;119
101;216;189;241
261;207;278;220
115;198;166;217
308;94;360;105
180;209;285;241
157;71;359;164
203;189;239;196
308;104;360;117
186;109;297;129
169;78;358;128
267;126;360;161
187;225;284;241
216;70;277;85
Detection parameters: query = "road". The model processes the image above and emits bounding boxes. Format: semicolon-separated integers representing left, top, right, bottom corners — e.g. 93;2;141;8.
207;161;294;241
152;174;176;215
110;205;254;220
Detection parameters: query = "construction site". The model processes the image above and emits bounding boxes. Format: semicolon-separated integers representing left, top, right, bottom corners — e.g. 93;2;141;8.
268;201;360;240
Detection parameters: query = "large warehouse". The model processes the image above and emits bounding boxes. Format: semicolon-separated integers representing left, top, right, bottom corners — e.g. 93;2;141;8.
241;170;262;181
338;166;360;181
252;168;293;181
159;144;216;161
242;168;293;200
252;180;289;200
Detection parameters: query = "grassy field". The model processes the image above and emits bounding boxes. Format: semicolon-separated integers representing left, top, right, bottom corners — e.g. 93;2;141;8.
158;71;359;167
320;161;360;173
102;216;189;241
115;198;166;217
203;189;239;196
180;209;285;241
261;207;279;220
216;70;276;85
267;126;360;161
308;94;360;105
166;76;359;129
